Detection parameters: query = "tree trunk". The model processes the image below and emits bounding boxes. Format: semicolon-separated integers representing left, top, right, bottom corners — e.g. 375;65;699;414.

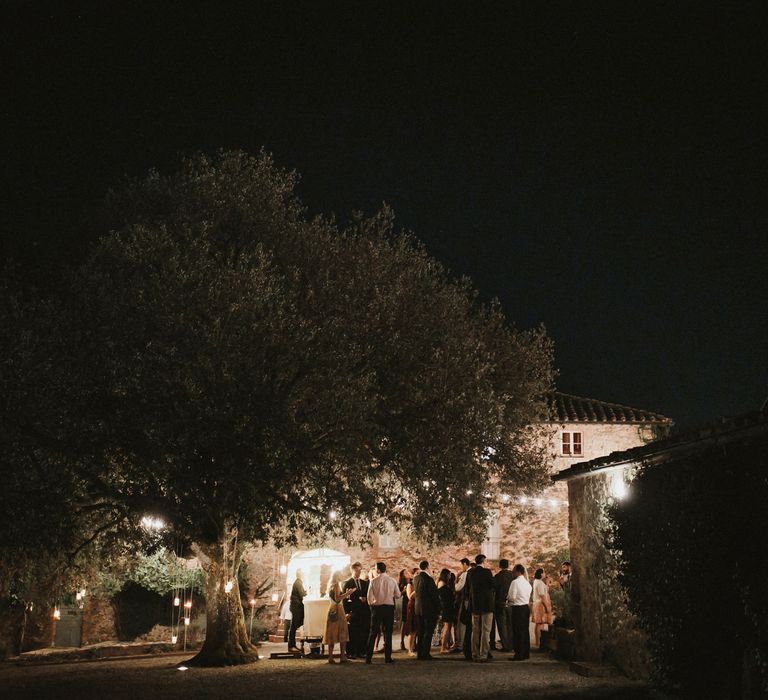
186;533;259;666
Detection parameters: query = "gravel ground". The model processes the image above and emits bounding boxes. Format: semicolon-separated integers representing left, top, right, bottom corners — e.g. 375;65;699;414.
0;647;665;700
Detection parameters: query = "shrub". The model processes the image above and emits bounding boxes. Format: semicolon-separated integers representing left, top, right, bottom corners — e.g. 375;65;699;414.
607;430;768;697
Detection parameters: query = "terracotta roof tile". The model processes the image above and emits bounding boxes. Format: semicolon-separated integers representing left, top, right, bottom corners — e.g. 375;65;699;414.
548;392;673;425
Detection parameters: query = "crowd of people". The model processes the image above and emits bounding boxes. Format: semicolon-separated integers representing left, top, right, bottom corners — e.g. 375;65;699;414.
286;555;573;664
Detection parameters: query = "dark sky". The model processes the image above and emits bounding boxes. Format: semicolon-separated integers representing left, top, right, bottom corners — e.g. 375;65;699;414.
2;2;767;426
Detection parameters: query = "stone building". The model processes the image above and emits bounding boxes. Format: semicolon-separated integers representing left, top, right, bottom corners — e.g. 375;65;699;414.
251;392;672;628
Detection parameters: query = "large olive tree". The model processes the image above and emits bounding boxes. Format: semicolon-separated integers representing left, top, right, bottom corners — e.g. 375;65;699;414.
1;151;553;665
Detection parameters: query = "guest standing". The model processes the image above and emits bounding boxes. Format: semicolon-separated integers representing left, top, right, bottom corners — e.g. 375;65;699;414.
507;564;532;661
531;568;553;649
365;562;401;664
343;562;370;659
413;560;441;660
324;570;354;663
397;568;413;651
403;568;418;656
288;569;307;653
467;554;495;662
437;568;456;653
492;559;514;652
452;558;471;651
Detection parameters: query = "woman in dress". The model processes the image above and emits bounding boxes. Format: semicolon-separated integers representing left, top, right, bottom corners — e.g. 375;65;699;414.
437;568;456;653
403;567;419;656
531;568;553;649
398;568;413;650
323;569;354;663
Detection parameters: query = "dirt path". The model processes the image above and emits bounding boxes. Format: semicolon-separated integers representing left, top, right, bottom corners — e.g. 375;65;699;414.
0;650;662;700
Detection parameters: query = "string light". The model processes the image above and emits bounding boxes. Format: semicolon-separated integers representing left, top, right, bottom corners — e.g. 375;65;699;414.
519;496;528;504
140;515;164;531
466;489;473;496
501;494;510;503
328;510;338;520
250;598;257;607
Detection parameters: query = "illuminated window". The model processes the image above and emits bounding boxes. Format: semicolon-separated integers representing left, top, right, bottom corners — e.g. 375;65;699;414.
561;431;582;456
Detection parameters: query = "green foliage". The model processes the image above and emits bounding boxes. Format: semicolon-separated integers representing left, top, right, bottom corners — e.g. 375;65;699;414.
94;548;204;598
607;431;768;696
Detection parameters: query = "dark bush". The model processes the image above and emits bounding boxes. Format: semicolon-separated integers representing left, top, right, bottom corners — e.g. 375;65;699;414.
113;582;168;641
607;431;768;698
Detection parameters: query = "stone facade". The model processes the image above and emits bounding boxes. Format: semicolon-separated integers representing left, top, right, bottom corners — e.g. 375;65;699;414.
564;470;651;679
245;398;669;634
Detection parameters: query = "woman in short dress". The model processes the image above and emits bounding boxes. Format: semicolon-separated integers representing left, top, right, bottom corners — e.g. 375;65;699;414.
323;570;354;663
402;567;419;656
531;568;553;649
437;568;457;653
398;568;413;650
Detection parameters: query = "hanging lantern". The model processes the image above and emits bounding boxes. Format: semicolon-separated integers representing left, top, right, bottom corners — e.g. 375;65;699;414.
184;617;191;626
224;580;234;593
171;635;178;644
53;607;61;620
174;596;180;606
184;600;192;609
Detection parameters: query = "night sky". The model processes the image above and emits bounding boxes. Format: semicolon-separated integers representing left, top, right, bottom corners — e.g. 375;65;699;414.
2;2;767;426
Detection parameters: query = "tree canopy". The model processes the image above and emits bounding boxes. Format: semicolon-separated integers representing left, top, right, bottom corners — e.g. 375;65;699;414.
1;150;554;663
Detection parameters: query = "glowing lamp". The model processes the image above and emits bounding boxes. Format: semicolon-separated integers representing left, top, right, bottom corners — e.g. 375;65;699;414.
171;635;178;644
53;607;61;620
501;494;510;503
177;666;188;671
184;600;192;609
270;592;279;602
224;580;234;593
184;617;190;625
174;597;180;606
279;564;287;574
465;489;473;496
611;472;628;500
328;510;338;520
534;498;543;506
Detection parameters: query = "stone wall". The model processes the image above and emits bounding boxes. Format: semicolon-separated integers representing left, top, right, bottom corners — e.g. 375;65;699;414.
246;422;655;635
567;471;650;679
81;595;117;646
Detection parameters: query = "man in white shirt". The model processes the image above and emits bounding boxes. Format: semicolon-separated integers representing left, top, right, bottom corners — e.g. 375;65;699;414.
365;561;401;663
506;563;532;661
451;558;471;651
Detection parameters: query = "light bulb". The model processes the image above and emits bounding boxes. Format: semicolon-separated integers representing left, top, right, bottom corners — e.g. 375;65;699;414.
279;564;287;574
184;617;190;625
53;607;61;620
270;592;278;602
329;510;338;520
174;597;180;606
171;635;178;644
250;598;257;606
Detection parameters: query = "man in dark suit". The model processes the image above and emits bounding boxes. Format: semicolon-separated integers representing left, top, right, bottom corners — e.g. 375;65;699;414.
413;560;441;660
467;553;495;661
492;558;514;652
343;561;370;658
